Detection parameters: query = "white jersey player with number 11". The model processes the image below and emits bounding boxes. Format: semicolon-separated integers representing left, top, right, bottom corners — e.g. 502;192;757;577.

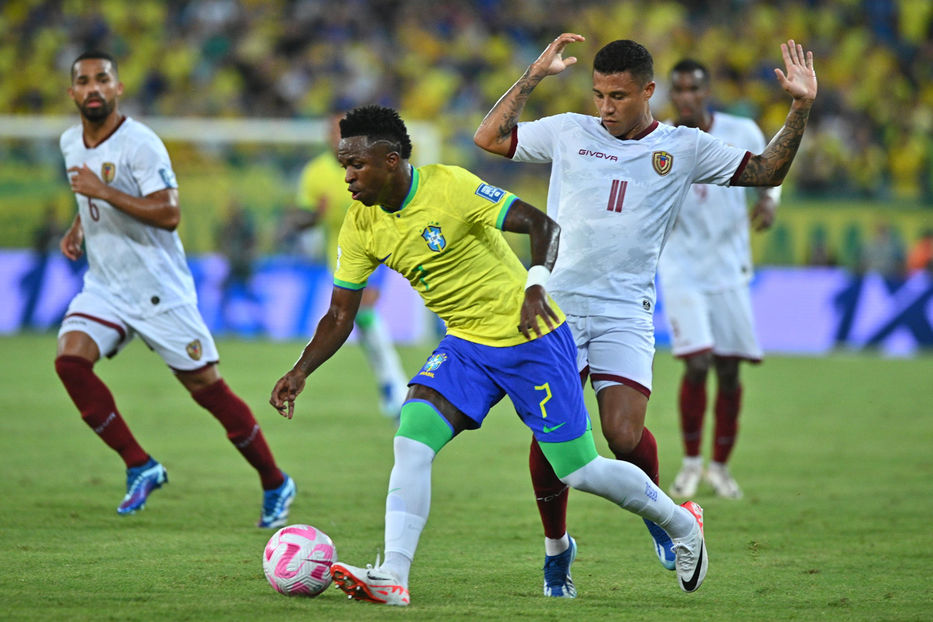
474;33;817;596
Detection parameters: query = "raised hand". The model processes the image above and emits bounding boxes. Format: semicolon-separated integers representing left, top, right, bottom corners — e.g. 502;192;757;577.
774;39;817;103
530;33;586;78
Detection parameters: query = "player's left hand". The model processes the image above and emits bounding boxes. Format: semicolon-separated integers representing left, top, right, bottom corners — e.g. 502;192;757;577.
751;195;777;231
519;285;560;340
270;370;307;419
68;164;110;199
774;39;817;104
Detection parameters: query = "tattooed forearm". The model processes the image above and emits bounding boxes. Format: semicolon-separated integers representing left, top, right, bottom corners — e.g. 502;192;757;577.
736;105;811;186
492;70;544;138
477;68;546;149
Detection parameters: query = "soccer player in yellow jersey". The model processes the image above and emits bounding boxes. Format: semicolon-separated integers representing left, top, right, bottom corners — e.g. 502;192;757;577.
291;116;408;418
270;106;708;606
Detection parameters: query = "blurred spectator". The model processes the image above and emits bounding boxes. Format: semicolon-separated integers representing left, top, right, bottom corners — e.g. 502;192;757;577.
32;203;64;254
860;223;906;278
806;224;837;267
217;201;261;335
19;203;66;329
906;228;933;274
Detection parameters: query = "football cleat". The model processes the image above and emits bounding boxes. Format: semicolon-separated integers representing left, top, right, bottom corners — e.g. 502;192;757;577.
257;473;296;529
117;457;167;515
673;501;708;593
543;536;577;598
331;562;410;606
669;458;703;498
705;462;743;499
643;519;677;571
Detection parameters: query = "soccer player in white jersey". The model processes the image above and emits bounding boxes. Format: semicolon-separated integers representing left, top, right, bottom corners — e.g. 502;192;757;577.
475;34;816;595
659;59;781;500
55;51;295;526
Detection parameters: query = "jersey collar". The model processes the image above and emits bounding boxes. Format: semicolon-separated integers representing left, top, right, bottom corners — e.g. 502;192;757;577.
381;164;419;214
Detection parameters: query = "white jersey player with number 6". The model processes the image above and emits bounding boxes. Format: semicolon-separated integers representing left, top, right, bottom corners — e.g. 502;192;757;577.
475;34;817;596
55;51;294;526
659;59;781;501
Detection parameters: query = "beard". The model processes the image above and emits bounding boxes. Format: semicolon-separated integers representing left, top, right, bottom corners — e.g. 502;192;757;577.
79;97;114;122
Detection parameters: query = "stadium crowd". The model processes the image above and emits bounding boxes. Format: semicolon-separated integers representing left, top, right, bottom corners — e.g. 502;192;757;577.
3;0;932;202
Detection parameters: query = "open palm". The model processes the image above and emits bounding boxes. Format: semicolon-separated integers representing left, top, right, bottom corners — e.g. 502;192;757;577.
533;32;585;77
774;39;817;102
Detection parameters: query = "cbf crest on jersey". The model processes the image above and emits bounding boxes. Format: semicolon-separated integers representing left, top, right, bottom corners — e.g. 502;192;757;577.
421;223;446;252
101;162;116;183
652;151;673;176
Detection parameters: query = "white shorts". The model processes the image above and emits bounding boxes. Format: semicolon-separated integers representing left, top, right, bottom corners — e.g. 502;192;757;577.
58;290;220;371
663;284;763;362
564;313;654;397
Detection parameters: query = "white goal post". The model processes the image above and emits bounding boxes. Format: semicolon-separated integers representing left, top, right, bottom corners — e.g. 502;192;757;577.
0;115;441;163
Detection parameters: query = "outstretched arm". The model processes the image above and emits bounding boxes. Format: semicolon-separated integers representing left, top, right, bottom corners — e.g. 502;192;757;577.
473;33;585;156
269;286;363;418
501;199;561;339
734;40;818;187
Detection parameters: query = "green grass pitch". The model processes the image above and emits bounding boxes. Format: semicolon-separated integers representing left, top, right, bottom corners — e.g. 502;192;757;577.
1;333;931;621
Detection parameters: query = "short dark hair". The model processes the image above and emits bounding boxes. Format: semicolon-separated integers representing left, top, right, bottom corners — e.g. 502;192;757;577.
71;51;118;80
671;59;710;84
593;40;653;85
340;105;413;160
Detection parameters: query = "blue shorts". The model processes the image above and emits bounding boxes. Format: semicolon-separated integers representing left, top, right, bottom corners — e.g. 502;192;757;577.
409;323;590;443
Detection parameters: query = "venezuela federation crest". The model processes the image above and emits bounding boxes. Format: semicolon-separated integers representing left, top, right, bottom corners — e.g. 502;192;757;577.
101;162;116;183
186;339;203;361
652;151;673;176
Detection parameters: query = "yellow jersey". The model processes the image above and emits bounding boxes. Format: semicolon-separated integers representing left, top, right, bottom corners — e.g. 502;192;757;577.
334;164;564;346
296;151;350;271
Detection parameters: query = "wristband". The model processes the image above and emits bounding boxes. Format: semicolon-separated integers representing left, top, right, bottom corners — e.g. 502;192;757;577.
525;265;550;290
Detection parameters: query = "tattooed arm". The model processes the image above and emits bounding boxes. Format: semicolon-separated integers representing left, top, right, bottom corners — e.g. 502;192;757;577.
473;33;585;156
735;40;818;187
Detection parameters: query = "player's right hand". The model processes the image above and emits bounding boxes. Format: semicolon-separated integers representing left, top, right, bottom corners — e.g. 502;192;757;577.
531;33;585;78
60;222;84;260
519;285;560;340
270;370;307;420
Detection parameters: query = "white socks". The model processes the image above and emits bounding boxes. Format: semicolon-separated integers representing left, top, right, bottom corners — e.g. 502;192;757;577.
545;533;570;556
561;455;695;538
381;436;435;587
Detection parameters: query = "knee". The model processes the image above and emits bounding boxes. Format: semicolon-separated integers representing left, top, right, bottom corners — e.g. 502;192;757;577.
559;459;592;492
684;353;711;385
601;421;643;455
714;358;740;392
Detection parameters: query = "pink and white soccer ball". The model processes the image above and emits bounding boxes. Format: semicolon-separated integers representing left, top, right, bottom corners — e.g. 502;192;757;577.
262;524;337;597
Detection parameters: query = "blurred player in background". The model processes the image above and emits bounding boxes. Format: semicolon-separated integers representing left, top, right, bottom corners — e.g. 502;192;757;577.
475;34;816;595
55;51;295;527
270;105;709;606
283;115;408;419
660;59;781;500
